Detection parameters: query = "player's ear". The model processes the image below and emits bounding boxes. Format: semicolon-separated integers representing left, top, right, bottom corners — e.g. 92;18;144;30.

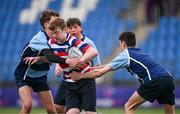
63;27;67;32
80;26;83;32
44;22;49;29
122;41;127;47
119;40;127;51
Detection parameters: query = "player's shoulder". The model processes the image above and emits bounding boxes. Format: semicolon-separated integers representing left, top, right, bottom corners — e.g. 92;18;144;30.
67;34;78;42
83;36;95;45
31;31;47;41
34;31;45;37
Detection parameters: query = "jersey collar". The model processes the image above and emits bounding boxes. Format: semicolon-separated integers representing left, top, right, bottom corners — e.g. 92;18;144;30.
43;31;50;40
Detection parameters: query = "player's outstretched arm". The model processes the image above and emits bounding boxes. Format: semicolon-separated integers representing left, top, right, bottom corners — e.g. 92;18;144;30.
23;55;84;70
42;49;84;69
23;56;49;65
70;65;112;81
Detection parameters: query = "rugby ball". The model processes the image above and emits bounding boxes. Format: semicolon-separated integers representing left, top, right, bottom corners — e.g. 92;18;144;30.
68;47;91;73
68;47;83;59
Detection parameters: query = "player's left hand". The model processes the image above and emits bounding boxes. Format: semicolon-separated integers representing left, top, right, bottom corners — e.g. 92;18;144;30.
69;72;83;81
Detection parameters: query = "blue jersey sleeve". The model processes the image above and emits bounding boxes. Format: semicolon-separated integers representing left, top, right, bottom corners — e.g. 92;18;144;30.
29;31;50;51
108;49;129;70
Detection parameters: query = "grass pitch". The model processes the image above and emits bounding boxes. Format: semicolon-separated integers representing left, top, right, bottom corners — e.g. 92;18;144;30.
0;107;180;114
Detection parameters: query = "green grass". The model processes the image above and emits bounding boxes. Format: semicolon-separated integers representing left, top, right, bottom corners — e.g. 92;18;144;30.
0;107;180;114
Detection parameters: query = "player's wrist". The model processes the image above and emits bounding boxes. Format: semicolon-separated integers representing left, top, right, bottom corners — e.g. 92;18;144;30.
65;58;69;64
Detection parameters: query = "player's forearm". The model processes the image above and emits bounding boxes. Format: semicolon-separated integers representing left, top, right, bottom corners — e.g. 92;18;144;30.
82;71;102;79
80;47;97;62
38;56;50;63
41;49;66;64
82;65;112;79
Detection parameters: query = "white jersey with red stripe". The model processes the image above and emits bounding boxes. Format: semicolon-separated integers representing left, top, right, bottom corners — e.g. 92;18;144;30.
48;33;91;82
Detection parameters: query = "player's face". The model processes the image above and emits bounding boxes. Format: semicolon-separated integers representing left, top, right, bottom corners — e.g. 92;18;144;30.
67;24;82;37
52;28;67;43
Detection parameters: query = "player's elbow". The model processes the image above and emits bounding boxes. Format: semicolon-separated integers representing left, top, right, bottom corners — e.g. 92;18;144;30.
45;56;54;62
91;48;98;58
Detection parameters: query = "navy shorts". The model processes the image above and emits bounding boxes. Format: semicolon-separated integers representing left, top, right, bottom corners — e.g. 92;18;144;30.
137;76;175;105
54;80;67;105
65;79;96;112
15;75;49;92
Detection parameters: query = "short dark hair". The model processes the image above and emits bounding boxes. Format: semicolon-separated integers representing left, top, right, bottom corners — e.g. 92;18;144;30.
40;10;59;28
119;32;136;47
66;18;81;27
49;18;66;31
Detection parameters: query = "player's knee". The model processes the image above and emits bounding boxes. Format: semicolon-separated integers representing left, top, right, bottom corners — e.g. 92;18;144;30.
22;102;32;111
55;104;65;113
46;109;56;114
66;108;80;114
124;101;136;112
45;105;56;113
124;102;132;111
124;102;129;111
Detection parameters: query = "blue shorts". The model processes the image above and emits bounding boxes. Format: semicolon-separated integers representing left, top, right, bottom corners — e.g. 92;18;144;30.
137;76;175;105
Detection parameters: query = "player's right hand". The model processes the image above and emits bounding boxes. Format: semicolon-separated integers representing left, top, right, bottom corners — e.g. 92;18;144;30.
65;58;85;70
23;57;40;65
55;64;62;76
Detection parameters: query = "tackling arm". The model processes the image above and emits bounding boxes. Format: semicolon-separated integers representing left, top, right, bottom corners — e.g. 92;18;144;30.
24;49;84;69
70;65;112;81
41;49;66;64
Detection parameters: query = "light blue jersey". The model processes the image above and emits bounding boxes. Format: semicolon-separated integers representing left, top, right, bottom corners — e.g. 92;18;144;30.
29;31;50;51
26;31;50;78
82;36;101;66
108;48;129;69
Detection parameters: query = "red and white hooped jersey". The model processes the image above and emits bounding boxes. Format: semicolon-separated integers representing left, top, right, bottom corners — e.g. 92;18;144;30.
48;33;91;82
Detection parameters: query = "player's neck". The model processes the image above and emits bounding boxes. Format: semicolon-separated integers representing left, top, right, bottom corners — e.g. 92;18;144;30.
56;38;66;44
44;29;51;38
78;34;83;40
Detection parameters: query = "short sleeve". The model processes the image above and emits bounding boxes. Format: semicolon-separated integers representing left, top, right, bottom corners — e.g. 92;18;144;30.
29;31;50;51
108;49;129;70
84;38;101;66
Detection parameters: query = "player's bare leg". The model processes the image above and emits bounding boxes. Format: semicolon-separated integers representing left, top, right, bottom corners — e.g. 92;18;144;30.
66;108;80;114
38;90;57;114
164;104;175;114
55;104;66;114
124;91;146;114
18;86;32;114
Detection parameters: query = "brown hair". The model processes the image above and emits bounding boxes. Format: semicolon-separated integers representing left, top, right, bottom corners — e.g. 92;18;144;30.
49;18;66;31
40;10;59;28
119;32;136;47
66;18;81;27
